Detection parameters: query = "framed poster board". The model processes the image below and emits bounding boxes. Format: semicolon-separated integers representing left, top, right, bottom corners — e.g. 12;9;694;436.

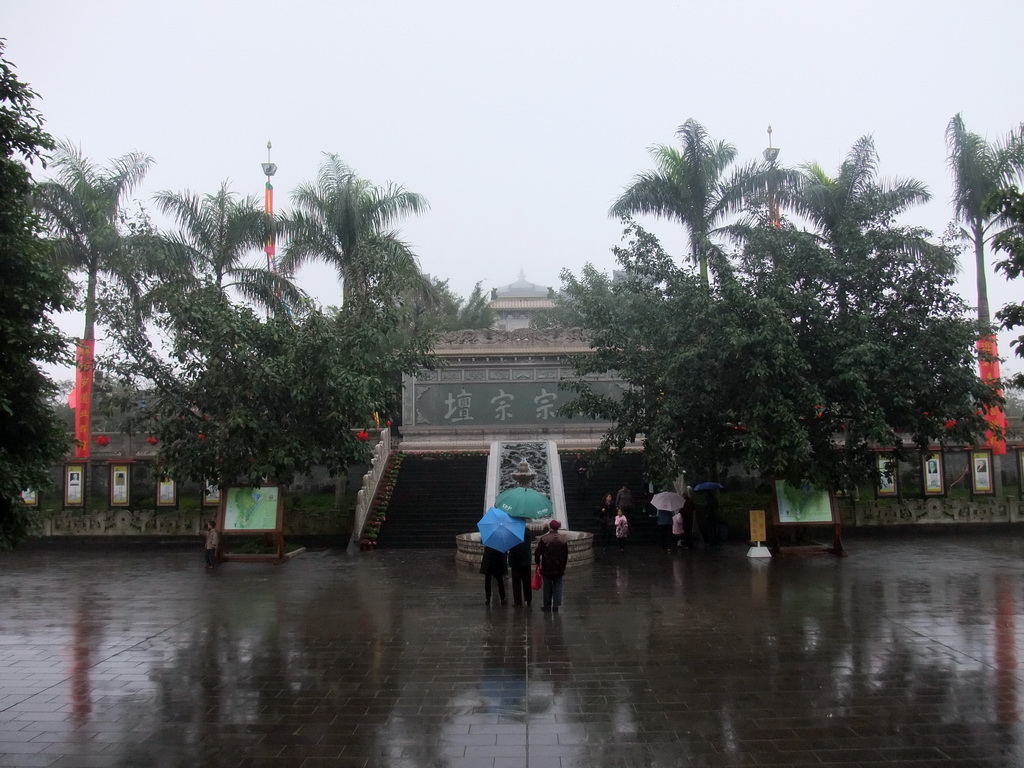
971;450;994;494
20;489;39;507
65;463;85;507
876;453;898;497
219;486;283;533
156;478;177;508
1018;450;1024;498
773;480;836;525
110;464;130;507
922;452;945;496
202;482;221;508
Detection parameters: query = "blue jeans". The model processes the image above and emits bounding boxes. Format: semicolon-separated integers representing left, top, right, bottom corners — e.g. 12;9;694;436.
543;574;563;609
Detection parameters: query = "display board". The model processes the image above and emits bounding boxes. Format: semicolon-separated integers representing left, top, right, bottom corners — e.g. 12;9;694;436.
220;486;282;532
773;480;836;525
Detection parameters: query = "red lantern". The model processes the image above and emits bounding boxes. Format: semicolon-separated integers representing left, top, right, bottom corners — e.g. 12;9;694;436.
96;435;110;446
147;436;159;445
356;430;370;442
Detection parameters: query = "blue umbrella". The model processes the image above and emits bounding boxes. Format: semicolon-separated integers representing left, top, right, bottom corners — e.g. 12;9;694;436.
693;482;724;491
477;507;527;552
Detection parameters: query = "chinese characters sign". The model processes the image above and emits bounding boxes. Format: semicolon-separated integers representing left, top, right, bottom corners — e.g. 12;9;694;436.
418;381;621;426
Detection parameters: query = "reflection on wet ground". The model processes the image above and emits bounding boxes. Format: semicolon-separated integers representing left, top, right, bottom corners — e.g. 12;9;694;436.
2;534;1024;766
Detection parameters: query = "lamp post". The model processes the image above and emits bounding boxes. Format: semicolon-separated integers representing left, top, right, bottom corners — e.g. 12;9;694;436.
763;125;781;229
261;141;278;289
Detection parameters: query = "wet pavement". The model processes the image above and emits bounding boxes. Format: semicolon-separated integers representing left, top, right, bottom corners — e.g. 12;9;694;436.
2;535;1024;767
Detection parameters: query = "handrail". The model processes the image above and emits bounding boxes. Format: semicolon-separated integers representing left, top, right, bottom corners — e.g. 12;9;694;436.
351;430;392;545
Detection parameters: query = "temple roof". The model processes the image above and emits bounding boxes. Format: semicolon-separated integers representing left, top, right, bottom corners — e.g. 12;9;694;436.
494;270;552;298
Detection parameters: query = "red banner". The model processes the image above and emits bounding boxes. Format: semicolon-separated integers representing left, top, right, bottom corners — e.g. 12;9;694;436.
977;335;1007;455
73;339;95;458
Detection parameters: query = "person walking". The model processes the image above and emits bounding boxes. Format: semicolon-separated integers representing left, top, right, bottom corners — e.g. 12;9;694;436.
534;520;569;612
507;527;533;607
204;520;219;570
615;483;634;518
656;505;674;551
614;508;629;553
672;507;684;548
595;493;615;546
480;546;508;606
680;486;696;549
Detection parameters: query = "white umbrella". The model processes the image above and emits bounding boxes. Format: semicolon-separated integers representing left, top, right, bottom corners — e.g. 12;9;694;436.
650;491;686;511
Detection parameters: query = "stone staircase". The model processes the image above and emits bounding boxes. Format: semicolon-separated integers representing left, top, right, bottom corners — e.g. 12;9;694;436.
559;451;660;545
375;453;488;548
375;448;658;549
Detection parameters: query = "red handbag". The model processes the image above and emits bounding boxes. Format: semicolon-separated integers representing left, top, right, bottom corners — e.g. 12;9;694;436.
531;565;543;591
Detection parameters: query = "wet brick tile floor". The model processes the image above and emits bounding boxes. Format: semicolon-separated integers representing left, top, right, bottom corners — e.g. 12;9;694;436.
2;534;1024;767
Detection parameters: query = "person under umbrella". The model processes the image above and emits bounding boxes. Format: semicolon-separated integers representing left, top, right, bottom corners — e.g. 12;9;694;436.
480;546;508;606
507;527;533;606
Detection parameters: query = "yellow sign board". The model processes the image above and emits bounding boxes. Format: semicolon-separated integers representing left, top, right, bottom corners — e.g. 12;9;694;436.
749;509;766;542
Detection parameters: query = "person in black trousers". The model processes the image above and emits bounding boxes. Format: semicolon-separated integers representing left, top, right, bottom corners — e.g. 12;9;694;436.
480;546;508;606
507;527;533;606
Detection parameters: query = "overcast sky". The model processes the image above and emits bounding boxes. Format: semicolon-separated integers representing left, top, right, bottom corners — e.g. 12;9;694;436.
6;0;1024;375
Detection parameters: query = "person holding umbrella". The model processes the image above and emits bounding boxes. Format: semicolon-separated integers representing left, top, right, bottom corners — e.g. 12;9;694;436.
534;520;569;612
480;546;508;606
477;507;525;607
507;527;533;607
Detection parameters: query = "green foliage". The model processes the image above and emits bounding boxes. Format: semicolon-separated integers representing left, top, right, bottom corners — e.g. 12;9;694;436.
33;141;154;341
154;182;305;314
559;206;995;492
280;154;430;307
988;186;1024;387
610;118;798;285
105;278;434;487
945;114;1024;325
0;43;73;548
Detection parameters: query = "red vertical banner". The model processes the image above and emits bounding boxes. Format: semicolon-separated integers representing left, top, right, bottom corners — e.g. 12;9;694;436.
977;334;1007;456
264;181;275;264
74;339;95;459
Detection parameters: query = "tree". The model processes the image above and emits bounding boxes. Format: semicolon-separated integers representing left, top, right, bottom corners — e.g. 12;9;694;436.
610;118;791;286
280;154;430;306
987;186;1024;386
0;43;73;548
559;215;995;492
154;182;305;313
398;278;495;336
104;276;435;488
34;142;154;343
945;114;1024;327
789;135;932;261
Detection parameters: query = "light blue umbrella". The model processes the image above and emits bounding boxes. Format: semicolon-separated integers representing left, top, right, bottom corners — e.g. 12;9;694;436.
477;507;527;552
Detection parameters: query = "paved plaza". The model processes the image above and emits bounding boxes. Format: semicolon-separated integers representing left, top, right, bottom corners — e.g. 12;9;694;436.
2;533;1024;767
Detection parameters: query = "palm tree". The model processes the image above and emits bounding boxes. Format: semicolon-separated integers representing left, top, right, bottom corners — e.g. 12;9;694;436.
154;182;304;312
610;118;784;285
279;154;430;306
945;114;1024;326
34;142;154;344
791;135;932;259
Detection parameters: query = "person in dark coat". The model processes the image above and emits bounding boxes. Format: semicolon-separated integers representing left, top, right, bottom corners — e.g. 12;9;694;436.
656;505;674;551
534;520;569;612
480;546;508;606
615;483;634;518
507;527;533;606
595;493;615;546
680;487;696;549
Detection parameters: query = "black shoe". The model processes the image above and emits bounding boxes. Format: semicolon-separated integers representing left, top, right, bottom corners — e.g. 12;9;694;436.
541;606;551;611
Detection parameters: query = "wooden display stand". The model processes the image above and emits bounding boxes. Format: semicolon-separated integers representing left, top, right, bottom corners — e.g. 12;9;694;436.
768;479;844;556
215;485;291;564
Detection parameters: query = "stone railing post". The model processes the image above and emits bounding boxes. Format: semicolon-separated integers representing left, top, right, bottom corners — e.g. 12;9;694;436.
351;430;392;545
